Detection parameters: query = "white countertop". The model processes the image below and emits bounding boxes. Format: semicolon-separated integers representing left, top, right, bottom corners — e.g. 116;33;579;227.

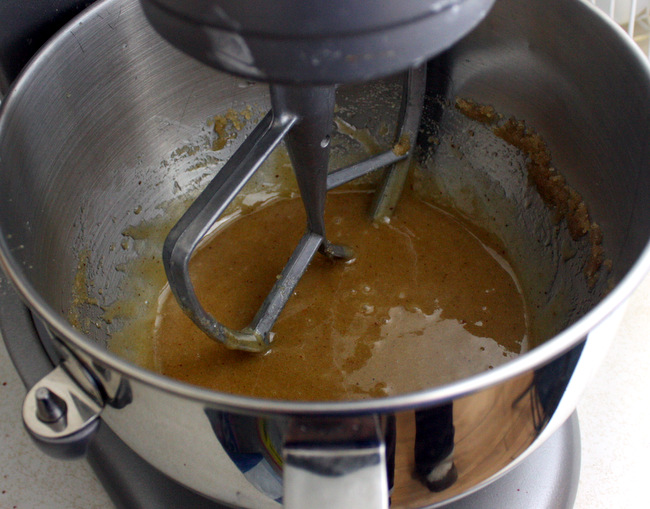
574;271;650;508
1;273;649;508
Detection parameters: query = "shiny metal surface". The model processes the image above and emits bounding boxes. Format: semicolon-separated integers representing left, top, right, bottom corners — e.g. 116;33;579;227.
22;365;103;458
0;271;582;509
0;0;649;507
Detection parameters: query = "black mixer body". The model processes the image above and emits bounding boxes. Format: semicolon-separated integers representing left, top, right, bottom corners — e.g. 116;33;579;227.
140;0;495;85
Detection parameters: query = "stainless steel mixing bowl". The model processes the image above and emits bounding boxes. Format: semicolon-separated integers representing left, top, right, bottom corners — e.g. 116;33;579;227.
1;0;649;507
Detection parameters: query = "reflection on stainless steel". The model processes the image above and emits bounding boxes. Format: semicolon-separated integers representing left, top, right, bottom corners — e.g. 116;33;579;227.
196;348;581;507
412;404;457;493
0;0;649;507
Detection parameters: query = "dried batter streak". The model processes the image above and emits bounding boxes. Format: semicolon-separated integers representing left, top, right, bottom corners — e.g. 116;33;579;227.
455;98;609;287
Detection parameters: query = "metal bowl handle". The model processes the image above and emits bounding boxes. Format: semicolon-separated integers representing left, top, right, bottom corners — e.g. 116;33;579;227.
283;415;389;509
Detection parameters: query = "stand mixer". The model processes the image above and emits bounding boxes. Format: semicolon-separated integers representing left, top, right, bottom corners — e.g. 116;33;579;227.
4;0;650;507
140;0;496;350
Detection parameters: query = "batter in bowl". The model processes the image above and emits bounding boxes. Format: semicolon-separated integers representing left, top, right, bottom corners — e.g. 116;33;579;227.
151;187;530;400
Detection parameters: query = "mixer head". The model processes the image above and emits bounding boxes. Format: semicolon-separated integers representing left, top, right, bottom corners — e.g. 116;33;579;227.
140;0;495;84
140;0;496;351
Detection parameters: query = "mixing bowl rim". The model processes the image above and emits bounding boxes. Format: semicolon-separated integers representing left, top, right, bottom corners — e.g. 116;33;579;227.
2;236;649;414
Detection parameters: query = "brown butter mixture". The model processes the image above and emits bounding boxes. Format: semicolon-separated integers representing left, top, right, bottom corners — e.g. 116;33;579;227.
153;188;529;401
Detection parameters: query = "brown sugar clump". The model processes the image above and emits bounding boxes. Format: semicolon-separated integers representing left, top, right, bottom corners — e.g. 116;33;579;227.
585;223;605;287
492;117;591;241
392;134;411;157
567;191;590;240
455;98;499;125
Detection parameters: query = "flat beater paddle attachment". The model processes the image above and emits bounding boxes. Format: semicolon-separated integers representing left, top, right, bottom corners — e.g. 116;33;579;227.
162;66;426;352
